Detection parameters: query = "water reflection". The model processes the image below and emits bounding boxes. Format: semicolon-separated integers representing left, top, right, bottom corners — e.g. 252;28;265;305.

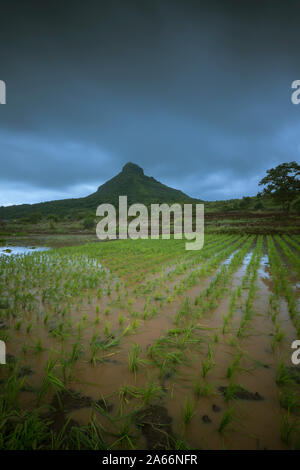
0;246;50;256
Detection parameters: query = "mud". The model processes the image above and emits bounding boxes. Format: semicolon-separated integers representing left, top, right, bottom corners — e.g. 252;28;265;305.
50;389;113;413
135;405;174;450
1;234;299;450
218;385;264;401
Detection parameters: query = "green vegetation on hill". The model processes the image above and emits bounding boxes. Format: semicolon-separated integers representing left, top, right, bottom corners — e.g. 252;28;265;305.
0;161;298;223
0;162;197;220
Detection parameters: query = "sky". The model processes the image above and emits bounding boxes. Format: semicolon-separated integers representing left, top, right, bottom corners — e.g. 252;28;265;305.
1;0;300;205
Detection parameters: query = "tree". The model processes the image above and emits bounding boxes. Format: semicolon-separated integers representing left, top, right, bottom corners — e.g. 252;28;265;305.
239;196;251;209
258;161;300;213
82;217;95;230
291;196;300;214
254;201;264;210
46;214;59;223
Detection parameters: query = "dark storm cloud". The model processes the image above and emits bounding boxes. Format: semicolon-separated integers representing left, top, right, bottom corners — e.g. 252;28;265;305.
1;0;300;205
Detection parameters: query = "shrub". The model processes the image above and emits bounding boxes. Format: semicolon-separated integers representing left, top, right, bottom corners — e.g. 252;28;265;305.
82;217;95;230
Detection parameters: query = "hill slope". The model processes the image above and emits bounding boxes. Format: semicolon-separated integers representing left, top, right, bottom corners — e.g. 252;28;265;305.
0;162;199;219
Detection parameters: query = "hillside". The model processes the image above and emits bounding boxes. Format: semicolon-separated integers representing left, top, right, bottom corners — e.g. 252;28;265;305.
0;162;198;220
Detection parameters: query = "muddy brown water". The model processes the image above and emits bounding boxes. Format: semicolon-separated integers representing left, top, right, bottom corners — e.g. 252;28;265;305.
1;236;299;449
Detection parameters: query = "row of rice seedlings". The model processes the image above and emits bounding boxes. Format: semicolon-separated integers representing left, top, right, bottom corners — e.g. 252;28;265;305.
275;235;300;277
149;235;237;299
222;289;238;334
275;360;300;447
175;235;250;295
136;233;225;285
135;233;238;300
283;234;300;253
145;239;255;406
105;237;249;351
226;352;242;380
201;344;215;378
265;250;288;352
74;237;240;353
267;236;299;334
279;412;299;447
1;244;135;399
65;238;187;282
194;236;255;320
0;236;244;363
237;236;263;338
0;240;188;449
0;250;111;320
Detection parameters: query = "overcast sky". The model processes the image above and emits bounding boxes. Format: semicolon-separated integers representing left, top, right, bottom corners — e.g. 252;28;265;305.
1;0;300;205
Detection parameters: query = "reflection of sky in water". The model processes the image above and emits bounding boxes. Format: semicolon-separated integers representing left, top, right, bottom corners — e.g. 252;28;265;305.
211;249;253;281
242;252;253;267
292;282;300;291
258;254;270;279
0;246;50;256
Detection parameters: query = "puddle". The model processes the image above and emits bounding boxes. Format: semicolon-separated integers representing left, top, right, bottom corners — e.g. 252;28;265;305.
220;249;239;267
258;254;270;280
0;246;50;256
292;281;300;292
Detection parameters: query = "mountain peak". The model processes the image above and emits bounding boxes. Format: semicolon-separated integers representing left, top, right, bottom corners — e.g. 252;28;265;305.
0;162;198;219
122;162;144;176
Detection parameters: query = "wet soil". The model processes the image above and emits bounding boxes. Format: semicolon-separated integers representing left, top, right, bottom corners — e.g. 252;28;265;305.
135;405;174;450
1;234;299;450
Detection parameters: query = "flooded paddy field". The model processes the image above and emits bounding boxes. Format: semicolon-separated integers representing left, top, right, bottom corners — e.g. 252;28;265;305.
0;234;299;450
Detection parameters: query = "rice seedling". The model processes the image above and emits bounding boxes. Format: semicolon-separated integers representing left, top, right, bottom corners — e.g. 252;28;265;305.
229;335;238;347
279;389;300;414
193;378;213;398
34;339;44;354
226;353;242;380
182;397;195;424
276;361;293;387
89;343;101;365
128;343;148;377
110;421;136;450
37;357;66;407
201;357;214;378
271;325;285;351
280;412;299;446
219;407;235;434
104;321;110;336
